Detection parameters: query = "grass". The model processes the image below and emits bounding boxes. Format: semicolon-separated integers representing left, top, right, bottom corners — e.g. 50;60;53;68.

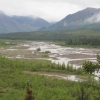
0;39;26;49
0;55;100;100
0;38;100;99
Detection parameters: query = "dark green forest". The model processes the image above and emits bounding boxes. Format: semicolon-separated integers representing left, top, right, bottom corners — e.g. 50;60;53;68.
0;29;100;47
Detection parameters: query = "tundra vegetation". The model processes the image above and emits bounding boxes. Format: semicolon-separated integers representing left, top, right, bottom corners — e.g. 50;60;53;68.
0;54;100;100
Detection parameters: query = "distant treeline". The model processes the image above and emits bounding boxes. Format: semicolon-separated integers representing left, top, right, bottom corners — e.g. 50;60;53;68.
0;31;77;40
66;37;100;46
0;29;100;46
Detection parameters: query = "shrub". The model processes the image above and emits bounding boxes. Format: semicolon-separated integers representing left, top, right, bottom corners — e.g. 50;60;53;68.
44;51;51;53
36;48;41;51
24;85;35;100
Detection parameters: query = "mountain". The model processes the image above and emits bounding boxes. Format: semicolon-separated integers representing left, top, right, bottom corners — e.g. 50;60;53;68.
1;8;100;33
0;11;51;33
42;7;100;31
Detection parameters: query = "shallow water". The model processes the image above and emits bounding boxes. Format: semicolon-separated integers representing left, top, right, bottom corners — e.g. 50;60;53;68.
28;41;98;67
2;41;100;78
27;41;100;78
24;71;83;81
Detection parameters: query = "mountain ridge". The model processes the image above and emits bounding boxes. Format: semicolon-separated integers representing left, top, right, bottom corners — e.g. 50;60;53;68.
0;7;100;33
0;12;51;33
41;7;100;31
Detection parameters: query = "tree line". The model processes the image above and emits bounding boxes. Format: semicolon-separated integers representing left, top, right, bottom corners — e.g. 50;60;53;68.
65;37;100;46
0;29;100;46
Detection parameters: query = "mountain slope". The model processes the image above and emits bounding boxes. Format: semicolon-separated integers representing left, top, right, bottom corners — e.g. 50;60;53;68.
43;7;100;31
0;11;50;33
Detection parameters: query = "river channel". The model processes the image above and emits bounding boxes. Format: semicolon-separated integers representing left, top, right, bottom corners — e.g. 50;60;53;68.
1;41;100;80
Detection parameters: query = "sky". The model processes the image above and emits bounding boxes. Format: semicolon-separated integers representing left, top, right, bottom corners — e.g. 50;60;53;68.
0;0;100;22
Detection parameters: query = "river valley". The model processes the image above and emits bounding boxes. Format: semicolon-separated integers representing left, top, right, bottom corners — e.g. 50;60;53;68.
1;41;100;80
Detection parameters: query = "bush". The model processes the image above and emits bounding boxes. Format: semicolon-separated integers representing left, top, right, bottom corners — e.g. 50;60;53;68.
25;87;35;100
36;48;41;51
44;51;51;54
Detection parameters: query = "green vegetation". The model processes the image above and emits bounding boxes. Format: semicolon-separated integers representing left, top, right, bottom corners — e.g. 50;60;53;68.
0;39;25;48
36;47;41;51
0;39;16;48
0;54;100;100
82;54;100;75
1;28;100;99
0;55;82;74
65;37;100;47
24;85;35;100
82;61;96;74
44;50;51;54
1;29;100;47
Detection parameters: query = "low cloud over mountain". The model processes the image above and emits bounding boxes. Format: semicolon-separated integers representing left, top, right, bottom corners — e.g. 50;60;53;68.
42;7;100;31
1;7;100;33
0;11;51;33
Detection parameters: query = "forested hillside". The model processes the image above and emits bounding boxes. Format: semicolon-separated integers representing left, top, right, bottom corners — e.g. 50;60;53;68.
0;29;100;47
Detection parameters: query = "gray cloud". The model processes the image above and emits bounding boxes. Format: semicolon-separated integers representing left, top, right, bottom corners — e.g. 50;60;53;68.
84;13;100;24
0;0;100;22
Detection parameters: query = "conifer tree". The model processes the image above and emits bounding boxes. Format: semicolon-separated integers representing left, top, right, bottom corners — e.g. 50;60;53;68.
24;84;35;100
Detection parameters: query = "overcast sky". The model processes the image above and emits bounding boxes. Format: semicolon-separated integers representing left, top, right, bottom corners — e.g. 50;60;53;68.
0;0;100;22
